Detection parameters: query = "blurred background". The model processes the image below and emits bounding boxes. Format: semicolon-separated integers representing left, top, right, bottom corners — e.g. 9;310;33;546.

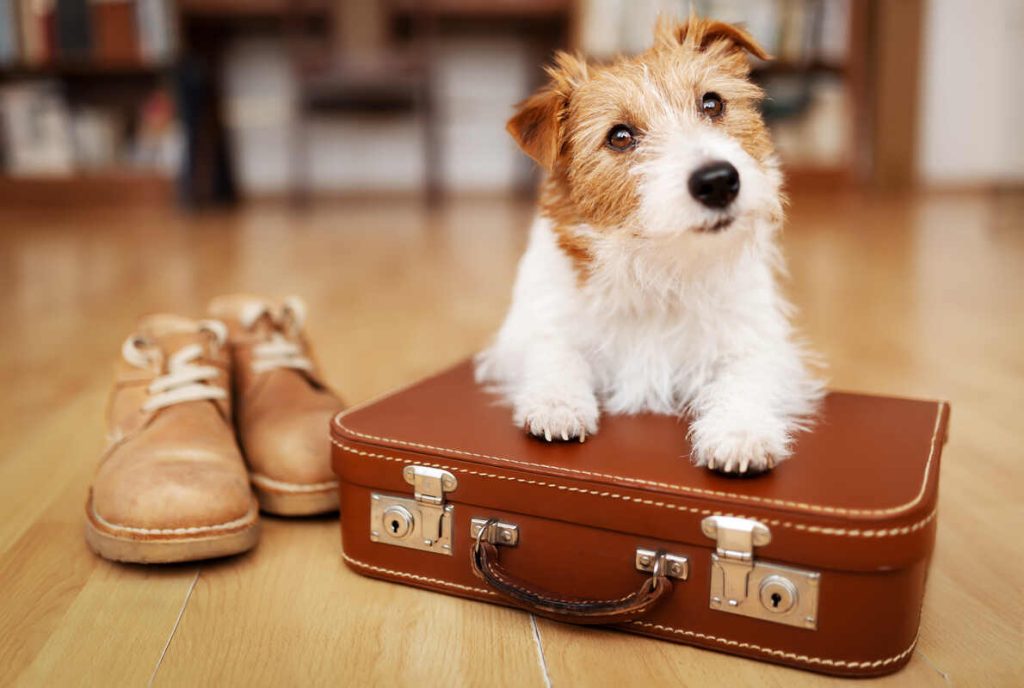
1;5;1022;683
0;0;1020;205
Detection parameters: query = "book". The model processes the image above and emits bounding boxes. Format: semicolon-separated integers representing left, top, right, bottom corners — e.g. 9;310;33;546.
91;0;139;64
133;87;181;172
70;105;121;169
702;0;780;61
0;0;20;64
818;0;850;64
55;0;90;60
136;0;176;63
19;0;52;65
0;81;75;175
777;0;807;63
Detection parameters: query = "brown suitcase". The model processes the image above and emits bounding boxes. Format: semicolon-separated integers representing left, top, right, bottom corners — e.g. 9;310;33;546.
330;361;950;677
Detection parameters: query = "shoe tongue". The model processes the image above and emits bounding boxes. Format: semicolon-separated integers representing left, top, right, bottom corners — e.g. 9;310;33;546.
208;294;273;321
208;294;278;337
136;314;206;352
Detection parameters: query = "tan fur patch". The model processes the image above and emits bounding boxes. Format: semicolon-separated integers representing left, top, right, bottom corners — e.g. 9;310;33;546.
508;16;775;280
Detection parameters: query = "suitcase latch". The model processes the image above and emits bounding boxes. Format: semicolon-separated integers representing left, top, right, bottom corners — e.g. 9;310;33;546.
470;518;519;546
702;515;821;629
370;466;457;556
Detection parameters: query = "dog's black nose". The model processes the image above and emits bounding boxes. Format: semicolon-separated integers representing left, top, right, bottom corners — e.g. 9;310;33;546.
688;161;740;209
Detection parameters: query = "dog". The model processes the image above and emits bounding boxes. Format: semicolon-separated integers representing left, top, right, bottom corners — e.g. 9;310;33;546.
475;16;824;474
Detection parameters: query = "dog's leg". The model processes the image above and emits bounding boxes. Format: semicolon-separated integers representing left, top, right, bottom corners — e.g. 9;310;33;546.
688;347;819;474
513;338;599;442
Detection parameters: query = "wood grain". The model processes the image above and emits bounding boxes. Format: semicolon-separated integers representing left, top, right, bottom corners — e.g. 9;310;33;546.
0;190;1021;686
152;518;543;687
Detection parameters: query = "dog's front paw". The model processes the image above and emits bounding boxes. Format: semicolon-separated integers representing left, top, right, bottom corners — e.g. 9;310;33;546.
690;420;792;474
515;393;599;443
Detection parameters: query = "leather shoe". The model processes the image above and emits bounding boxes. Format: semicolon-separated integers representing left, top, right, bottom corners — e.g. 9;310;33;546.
209;295;343;515
85;314;260;563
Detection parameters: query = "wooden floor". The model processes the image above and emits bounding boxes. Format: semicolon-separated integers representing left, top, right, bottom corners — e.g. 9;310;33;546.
0;189;1021;687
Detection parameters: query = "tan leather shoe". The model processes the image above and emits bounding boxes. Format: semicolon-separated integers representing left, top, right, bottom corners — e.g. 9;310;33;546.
86;315;260;563
208;295;342;516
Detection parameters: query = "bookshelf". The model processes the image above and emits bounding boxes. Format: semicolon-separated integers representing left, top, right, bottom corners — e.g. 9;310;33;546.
745;0;871;188
752;61;845;77
0;0;921;207
0;61;174;77
171;0;574;205
564;0;891;190
0;0;180;207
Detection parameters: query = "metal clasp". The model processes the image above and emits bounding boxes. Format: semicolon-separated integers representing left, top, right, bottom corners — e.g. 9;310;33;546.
370;466;457;555
701;515;821;629
635;549;689;580
404;465;456;504
404;465;456;540
701;515;771;606
470;518;519;546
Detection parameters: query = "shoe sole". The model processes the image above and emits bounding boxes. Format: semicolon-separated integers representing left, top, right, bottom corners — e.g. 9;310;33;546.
249;474;339;516
85;497;261;564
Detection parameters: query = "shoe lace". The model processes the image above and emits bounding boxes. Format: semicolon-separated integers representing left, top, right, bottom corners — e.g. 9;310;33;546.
239;297;314;375
122;320;229;413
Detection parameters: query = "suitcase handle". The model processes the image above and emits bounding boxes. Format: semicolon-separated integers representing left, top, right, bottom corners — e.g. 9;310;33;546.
470;520;673;625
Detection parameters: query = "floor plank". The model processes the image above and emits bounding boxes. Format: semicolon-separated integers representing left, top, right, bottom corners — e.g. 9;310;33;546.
151;517;546;687
533;621;948;688
0;469;196;685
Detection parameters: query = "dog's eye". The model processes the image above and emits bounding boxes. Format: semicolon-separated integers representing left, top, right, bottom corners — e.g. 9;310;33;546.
606;124;636;151
701;92;725;119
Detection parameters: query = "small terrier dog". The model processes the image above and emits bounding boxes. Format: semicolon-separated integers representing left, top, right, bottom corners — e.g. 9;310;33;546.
476;16;823;474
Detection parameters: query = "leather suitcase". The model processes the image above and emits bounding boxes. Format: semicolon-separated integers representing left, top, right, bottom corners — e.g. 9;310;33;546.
330;361;950;677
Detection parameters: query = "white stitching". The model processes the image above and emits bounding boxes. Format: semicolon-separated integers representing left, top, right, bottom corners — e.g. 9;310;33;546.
89;501;259;536
334;401;946;517
332;440;938;538
630;621;917;669
343;552;496;596
341;552;917;670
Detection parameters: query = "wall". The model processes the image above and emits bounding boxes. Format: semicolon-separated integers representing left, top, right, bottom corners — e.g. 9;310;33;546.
918;0;1024;186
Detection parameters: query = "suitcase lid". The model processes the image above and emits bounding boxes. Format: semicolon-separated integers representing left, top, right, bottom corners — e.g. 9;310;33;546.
332;361;950;572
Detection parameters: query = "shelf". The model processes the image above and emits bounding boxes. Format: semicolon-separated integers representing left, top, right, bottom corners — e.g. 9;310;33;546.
392;0;572;19
782;164;854;189
177;0;330;19
178;0;571;20
752;61;846;77
0;171;176;207
0;61;175;79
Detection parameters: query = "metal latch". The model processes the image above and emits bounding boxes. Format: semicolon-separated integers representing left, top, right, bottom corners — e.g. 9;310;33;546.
471;518;519;546
370;466;457;555
702;515;821;629
702;515;771;606
635;549;689;580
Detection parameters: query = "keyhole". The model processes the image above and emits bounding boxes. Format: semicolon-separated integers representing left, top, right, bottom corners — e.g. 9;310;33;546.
390;519;400;534
770;592;782;608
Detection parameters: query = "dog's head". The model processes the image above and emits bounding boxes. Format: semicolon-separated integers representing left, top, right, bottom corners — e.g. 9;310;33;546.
508;16;781;243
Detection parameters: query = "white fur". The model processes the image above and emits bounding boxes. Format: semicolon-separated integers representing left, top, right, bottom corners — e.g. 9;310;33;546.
477;117;823;473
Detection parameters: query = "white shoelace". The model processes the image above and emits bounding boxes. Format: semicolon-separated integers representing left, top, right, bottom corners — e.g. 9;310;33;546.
239;297;314;375
122;321;229;413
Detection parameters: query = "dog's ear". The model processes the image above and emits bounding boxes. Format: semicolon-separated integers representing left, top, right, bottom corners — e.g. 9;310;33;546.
507;52;587;171
654;14;771;61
